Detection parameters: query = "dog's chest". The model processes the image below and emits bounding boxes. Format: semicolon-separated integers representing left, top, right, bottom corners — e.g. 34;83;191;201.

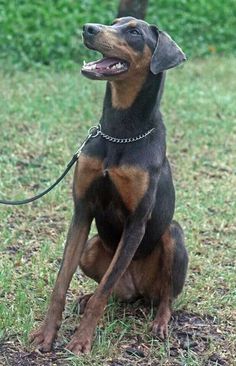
74;154;149;212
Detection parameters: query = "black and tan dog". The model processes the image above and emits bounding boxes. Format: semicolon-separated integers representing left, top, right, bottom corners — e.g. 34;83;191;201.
30;17;188;354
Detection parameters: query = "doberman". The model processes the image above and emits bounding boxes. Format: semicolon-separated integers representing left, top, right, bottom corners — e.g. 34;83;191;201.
30;16;188;355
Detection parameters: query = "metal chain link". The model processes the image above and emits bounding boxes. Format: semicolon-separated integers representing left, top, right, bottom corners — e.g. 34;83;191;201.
88;124;155;144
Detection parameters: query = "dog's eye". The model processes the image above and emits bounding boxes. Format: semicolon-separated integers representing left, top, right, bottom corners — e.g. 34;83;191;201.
129;28;141;35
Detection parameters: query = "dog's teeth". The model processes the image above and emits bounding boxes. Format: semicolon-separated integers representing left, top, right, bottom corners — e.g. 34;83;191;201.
82;62;97;70
115;62;123;69
83;61;126;72
83;60;126;72
90;64;96;70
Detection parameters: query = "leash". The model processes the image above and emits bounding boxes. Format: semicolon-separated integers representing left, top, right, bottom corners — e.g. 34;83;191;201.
0;124;155;205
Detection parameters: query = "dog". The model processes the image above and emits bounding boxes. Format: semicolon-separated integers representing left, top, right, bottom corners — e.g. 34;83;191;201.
30;16;188;355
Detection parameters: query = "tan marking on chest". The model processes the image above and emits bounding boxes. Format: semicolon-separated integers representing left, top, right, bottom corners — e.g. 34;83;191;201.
74;154;103;198
109;165;149;211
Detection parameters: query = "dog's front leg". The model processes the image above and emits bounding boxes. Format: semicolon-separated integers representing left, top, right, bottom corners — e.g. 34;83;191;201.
66;199;153;355
30;207;92;352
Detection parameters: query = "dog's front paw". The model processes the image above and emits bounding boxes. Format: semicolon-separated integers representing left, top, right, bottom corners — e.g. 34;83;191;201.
66;334;92;355
29;323;57;352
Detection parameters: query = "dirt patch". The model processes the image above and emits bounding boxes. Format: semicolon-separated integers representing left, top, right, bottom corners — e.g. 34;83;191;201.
0;311;230;366
168;311;228;365
106;310;229;366
0;341;67;366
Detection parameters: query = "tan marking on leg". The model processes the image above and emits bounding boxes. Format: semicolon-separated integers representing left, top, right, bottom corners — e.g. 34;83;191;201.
109;165;149;212
80;235;138;302
129;246;162;298
132;229;174;301
152;303;171;339
74;154;103;198
80;235;112;283
113;270;138;301
122;228;175;338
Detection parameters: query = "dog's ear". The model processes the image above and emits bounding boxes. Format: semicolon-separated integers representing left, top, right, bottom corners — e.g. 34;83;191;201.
150;26;186;75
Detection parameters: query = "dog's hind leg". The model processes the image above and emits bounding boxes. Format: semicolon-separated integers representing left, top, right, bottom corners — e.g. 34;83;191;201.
79;235;111;283
151;221;188;338
171;221;189;298
79;235;139;304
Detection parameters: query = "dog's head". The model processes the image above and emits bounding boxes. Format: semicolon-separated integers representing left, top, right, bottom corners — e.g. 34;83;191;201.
81;17;186;81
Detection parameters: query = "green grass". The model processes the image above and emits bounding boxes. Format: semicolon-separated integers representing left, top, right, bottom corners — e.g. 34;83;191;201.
0;57;235;365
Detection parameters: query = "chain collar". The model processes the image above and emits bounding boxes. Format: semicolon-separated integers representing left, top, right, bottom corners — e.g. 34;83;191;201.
88;124;155;144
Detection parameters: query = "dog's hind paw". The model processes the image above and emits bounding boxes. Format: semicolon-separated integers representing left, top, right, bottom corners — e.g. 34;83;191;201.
66;334;92;355
151;318;169;339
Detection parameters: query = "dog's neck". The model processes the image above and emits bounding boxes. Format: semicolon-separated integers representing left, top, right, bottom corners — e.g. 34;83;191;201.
100;72;165;137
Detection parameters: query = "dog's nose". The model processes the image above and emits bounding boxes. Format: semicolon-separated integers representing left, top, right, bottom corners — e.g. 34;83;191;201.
83;24;102;37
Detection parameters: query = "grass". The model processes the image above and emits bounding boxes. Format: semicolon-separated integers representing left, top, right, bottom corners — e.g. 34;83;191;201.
0;57;235;365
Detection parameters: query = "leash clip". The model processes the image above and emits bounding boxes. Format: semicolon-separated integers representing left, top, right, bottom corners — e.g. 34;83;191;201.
74;124;101;159
88;124;101;138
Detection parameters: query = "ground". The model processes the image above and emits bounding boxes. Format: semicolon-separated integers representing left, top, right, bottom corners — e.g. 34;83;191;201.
0;57;235;365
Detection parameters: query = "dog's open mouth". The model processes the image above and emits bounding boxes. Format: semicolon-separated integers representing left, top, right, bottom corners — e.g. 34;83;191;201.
81;57;129;79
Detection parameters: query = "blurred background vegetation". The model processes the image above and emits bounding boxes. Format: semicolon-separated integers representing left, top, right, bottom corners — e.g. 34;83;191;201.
0;0;235;70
